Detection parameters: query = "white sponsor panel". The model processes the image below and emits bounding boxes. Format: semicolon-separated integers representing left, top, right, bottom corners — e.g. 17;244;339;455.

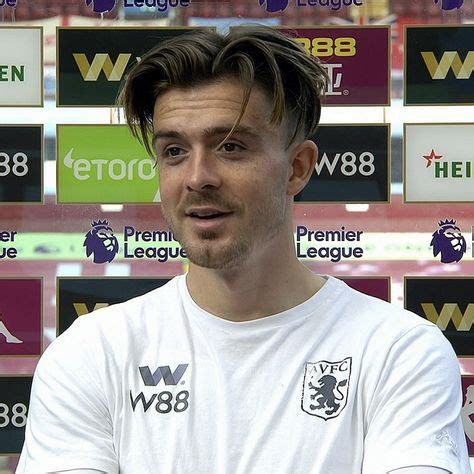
405;124;474;202
0;27;43;106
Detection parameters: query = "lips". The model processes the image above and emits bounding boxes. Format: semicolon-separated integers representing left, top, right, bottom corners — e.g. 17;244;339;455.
186;208;233;220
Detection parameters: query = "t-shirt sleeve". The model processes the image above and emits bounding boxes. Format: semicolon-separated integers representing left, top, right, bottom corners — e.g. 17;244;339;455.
16;320;119;474
362;324;471;474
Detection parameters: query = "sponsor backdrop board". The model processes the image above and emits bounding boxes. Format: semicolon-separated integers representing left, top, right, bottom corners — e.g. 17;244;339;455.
57;27;202;107
0;278;42;357
0;376;33;455
279;26;390;106
340;277;390;302
405;277;474;356
0;27;43;107
461;375;474;456
57;277;171;335
296;124;390;203
57;124;159;204
0;125;43;204
404;124;474;203
405;25;474;106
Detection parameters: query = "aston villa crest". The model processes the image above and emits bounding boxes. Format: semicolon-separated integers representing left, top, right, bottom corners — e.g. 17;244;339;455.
301;357;352;420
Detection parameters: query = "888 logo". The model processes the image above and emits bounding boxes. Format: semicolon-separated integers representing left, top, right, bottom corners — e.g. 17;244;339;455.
0;152;29;177
294;36;357;57
0;376;32;454
281;26;391;106
0;402;28;428
0;126;42;203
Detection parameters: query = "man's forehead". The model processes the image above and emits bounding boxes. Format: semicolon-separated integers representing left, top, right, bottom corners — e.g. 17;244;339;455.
152;80;274;128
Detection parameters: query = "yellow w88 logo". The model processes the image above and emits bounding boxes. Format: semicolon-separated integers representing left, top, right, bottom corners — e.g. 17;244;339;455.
73;53;133;81
421;51;474;80
421;303;474;330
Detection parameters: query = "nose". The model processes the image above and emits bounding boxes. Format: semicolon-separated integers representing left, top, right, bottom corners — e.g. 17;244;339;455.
184;147;222;191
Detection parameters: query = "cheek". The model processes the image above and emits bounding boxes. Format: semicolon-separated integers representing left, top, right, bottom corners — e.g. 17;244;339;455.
158;170;180;202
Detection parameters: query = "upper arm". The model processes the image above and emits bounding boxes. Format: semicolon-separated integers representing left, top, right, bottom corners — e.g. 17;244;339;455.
16;324;118;474
362;325;471;474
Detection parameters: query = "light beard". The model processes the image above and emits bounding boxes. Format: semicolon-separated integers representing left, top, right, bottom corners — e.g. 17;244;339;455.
162;211;253;269
162;185;288;270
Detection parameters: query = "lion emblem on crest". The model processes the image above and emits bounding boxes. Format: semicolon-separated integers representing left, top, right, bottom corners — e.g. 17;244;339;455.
301;357;352;420
309;375;348;416
430;219;466;264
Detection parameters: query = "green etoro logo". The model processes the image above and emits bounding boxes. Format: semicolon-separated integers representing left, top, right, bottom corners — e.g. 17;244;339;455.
57;125;160;204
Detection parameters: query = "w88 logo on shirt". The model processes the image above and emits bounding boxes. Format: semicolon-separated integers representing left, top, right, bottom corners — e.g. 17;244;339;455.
130;390;190;414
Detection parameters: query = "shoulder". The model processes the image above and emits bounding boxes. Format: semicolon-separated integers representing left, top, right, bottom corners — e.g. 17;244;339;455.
65;275;182;334
327;276;441;343
42;275;184;366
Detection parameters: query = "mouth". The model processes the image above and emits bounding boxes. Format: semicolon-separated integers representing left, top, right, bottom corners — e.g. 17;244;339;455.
186;209;233;220
185;208;234;229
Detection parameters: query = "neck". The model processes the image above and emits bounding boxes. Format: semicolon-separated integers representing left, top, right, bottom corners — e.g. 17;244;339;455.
186;232;326;322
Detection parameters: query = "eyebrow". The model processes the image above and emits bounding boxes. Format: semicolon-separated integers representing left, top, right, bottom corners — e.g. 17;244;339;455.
152;125;262;147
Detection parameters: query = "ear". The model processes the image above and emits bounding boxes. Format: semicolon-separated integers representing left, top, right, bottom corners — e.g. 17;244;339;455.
287;140;318;196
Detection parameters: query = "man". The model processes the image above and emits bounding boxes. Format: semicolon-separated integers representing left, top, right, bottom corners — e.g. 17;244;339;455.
17;26;470;473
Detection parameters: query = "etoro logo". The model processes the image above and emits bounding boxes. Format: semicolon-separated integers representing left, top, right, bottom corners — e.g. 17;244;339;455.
64;148;156;182
430;219;466;264
84;220;119;264
434;0;463;10
85;0;116;13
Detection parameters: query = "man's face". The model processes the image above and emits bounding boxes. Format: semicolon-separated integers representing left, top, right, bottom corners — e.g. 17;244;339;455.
152;79;293;269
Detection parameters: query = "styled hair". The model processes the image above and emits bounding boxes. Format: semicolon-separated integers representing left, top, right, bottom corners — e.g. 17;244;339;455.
118;25;328;156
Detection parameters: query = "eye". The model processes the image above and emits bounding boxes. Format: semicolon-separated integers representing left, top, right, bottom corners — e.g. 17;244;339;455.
220;142;244;153
164;146;186;158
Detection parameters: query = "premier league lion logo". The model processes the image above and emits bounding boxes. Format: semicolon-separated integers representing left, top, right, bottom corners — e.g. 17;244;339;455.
430;219;466;264
85;0;116;14
434;0;463;10
258;0;290;13
84;220;119;264
301;357;352;420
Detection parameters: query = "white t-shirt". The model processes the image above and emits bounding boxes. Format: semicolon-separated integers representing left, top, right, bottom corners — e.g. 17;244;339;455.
17;275;471;474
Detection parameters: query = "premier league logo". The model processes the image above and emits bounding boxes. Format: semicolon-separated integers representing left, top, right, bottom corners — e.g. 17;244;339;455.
430;219;466;264
434;0;463;10
258;0;290;12
85;0;116;13
301;357;351;420
84;220;119;264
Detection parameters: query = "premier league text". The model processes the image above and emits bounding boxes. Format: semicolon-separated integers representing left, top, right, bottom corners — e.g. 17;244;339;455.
123;226;187;262
296;225;364;262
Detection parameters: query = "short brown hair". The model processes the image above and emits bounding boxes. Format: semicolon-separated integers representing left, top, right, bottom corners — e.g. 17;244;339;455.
118;26;328;156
